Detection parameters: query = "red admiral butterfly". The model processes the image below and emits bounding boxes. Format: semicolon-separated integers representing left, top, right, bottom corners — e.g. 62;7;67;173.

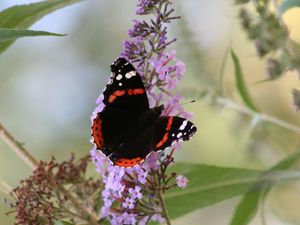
91;57;197;167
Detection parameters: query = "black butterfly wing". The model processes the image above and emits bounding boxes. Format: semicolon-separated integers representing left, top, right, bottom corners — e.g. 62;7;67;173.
112;116;197;167
152;116;197;151
92;58;149;156
103;57;149;109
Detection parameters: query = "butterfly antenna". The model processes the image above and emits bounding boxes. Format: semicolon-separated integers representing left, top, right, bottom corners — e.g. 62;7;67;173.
180;99;196;106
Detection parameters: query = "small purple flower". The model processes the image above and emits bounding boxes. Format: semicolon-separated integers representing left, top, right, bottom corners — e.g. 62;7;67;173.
111;214;124;225
129;20;151;37
165;75;178;90
138;216;149;225
175;60;185;78
142;151;160;170
122;38;146;61
104;198;113;208
129;186;143;200
163;94;193;119
123;212;138;224
149;51;177;80
176;175;188;188
90;147;108;174
151;214;166;223
101;206;110;217
137;168;148;184
122;197;135;209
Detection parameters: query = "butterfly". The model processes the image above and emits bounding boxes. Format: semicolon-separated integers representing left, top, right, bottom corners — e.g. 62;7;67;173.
91;57;197;167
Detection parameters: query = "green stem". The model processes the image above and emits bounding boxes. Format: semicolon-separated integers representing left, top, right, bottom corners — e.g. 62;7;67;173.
158;190;171;225
216;97;300;134
0;123;39;170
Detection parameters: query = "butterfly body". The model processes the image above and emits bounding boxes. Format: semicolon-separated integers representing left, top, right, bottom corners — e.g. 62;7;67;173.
92;57;196;167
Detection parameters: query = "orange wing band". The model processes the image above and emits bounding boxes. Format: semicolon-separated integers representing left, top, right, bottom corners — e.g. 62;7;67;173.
108;89;144;103
92;117;104;149
114;157;143;167
155;117;174;148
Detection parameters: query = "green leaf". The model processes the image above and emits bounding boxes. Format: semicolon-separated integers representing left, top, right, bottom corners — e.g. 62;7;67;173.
231;49;259;112
230;151;300;225
0;28;65;42
164;164;261;220
53;220;74;225
0;0;82;54
277;0;300;16
229;183;269;225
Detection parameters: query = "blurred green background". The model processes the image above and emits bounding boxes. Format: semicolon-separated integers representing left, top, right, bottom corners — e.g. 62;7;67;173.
1;0;300;224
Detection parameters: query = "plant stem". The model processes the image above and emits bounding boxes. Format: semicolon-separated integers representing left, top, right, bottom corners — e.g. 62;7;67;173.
158;189;171;225
216;97;300;134
58;186;99;225
0;123;39;170
0;179;12;195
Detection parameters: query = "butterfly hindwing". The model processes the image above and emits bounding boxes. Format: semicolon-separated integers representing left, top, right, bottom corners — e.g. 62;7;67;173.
152;116;197;151
107;116;197;167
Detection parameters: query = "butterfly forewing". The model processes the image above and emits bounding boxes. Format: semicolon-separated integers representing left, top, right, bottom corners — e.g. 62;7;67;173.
103;57;149;111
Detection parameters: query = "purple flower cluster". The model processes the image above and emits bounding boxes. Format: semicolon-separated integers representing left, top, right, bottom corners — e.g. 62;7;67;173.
91;148;176;224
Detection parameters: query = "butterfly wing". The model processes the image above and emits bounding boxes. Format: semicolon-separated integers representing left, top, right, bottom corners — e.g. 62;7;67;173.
152;116;197;151
103;57;149;109
92;58;149;156
112;116;197;167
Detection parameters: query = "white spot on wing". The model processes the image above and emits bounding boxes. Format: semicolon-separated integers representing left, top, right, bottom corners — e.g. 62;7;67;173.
119;83;122;86
177;132;182;138
116;74;122;80
125;71;136;79
179;120;188;130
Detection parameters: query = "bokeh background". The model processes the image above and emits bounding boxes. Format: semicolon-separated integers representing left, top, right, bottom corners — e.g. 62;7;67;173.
1;0;300;224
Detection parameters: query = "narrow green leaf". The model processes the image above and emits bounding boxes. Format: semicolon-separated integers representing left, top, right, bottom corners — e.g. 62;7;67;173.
164;164;261;220
277;0;300;16
231;49;259;112
230;188;264;225
230;151;300;225
0;0;82;54
0;28;65;42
